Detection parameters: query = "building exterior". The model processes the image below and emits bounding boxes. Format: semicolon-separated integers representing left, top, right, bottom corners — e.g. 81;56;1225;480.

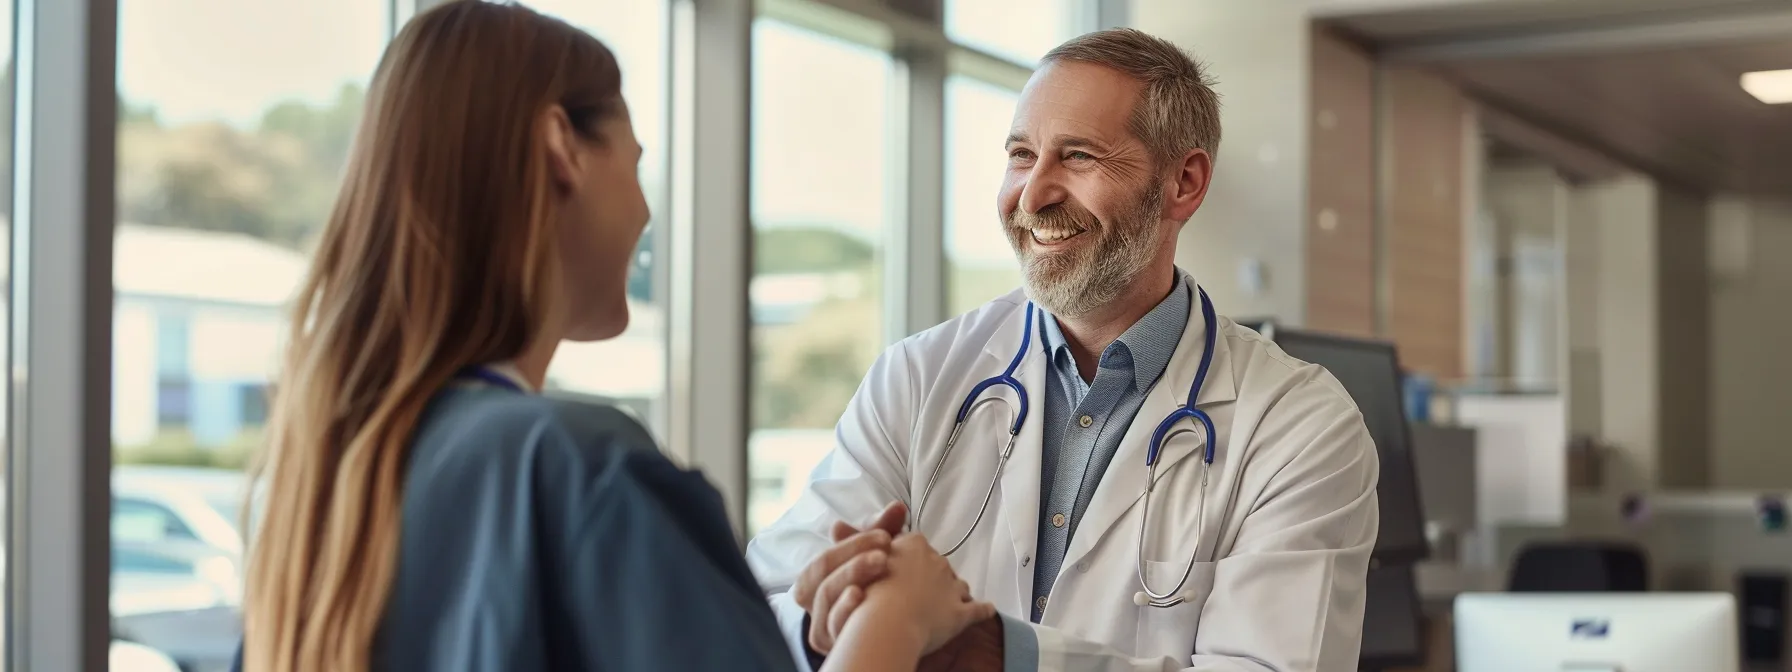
111;223;665;452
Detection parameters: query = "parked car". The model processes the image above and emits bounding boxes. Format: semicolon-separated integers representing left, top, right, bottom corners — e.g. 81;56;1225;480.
114;540;240;610
112;541;241;672
110;638;185;672
112;465;248;556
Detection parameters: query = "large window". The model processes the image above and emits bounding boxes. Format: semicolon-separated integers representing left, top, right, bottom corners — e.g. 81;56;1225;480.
110;0;388;665
11;0;1117;660
945;75;1024;315
747;19;894;534
945;0;1088;65
0;0;12;660
108;0;671;665
529;0;670;435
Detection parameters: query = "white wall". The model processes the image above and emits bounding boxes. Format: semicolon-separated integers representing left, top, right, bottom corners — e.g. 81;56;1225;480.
1709;196;1792;489
1562;176;1717;491
1654;184;1709;489
1576;175;1660;490
1564;182;1602;436
1133;1;1310;323
1481;162;1568;388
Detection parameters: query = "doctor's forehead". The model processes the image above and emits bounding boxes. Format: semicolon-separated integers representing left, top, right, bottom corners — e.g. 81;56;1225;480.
1009;61;1144;145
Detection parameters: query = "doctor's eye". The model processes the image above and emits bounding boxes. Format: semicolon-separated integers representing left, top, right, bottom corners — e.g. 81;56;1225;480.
1063;151;1095;162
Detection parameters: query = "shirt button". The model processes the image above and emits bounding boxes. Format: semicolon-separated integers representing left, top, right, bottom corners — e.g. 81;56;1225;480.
1051;512;1066;528
1077;561;1090;572
1036;595;1049;611
1079;414;1094;428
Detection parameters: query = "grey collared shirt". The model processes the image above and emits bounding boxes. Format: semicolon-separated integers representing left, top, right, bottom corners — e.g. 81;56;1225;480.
1030;275;1191;622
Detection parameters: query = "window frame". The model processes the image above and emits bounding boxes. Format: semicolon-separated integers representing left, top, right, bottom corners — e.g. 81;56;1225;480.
5;0;1125;664
734;0;1110;538
753;0;1110;339
10;0;120;667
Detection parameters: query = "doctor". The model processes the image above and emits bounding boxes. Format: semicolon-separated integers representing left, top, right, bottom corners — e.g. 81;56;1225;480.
747;27;1379;672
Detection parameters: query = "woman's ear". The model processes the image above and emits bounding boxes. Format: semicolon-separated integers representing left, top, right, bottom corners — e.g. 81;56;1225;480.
541;106;580;192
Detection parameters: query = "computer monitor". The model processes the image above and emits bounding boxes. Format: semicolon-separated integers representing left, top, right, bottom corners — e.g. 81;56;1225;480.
1269;328;1428;563
1454;592;1739;672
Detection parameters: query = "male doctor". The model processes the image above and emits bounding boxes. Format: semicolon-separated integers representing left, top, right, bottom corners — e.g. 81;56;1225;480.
746;28;1379;672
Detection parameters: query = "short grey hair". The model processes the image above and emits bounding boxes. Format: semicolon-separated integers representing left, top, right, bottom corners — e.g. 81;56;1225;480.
1042;28;1222;166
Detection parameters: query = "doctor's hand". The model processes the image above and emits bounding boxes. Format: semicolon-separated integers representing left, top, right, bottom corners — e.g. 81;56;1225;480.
835;532;996;658
794;500;909;655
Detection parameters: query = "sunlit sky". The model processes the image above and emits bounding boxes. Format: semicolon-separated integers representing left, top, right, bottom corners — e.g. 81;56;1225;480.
111;0;1084;266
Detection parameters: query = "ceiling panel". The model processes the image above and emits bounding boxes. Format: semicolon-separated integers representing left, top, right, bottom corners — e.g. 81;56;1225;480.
1328;0;1786;42
1436;39;1792;193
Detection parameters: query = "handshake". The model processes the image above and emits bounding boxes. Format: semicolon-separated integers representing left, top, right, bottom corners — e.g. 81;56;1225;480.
791;501;1001;668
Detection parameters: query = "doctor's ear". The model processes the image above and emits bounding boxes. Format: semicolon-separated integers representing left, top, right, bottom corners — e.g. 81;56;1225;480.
540;106;581;193
1160;148;1213;223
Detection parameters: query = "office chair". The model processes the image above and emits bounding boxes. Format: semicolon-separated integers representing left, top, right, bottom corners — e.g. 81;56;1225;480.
1508;540;1649;592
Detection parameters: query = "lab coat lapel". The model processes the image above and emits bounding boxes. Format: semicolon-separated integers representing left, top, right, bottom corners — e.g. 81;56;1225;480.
1058;279;1238;573
980;298;1047;614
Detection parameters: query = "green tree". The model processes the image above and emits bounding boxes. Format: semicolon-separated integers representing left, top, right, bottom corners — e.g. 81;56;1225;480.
748;226;887;428
117;82;366;248
752;290;882;429
755;225;875;274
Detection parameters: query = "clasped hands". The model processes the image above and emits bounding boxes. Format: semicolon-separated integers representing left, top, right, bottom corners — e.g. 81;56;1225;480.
792;501;996;659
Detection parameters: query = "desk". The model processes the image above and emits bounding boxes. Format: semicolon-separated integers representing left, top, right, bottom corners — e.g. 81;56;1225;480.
1371;563;1502;672
1415;563;1502;611
1396;563;1788;672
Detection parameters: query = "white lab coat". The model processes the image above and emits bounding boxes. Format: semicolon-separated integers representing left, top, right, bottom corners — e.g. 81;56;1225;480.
745;277;1379;672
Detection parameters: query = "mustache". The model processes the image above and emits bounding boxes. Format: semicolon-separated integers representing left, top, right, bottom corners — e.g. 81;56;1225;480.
1005;203;1099;233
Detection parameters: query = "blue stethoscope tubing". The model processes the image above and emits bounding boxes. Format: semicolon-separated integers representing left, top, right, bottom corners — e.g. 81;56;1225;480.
912;287;1219;609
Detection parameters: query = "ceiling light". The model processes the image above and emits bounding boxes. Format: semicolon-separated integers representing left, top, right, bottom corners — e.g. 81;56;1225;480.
1741;69;1792;104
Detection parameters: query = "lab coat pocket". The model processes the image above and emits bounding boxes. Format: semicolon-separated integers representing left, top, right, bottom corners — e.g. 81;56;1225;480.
1134;559;1218;659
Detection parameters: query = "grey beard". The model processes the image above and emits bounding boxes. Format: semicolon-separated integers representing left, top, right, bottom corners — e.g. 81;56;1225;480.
1018;187;1164;320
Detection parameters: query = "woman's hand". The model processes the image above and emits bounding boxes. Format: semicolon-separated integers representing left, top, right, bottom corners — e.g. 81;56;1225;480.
831;532;996;657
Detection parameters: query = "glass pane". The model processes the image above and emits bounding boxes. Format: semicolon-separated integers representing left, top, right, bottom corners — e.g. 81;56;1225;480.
946;76;1024;316
111;0;386;666
748;20;893;536
529;1;670;436
945;0;1086;65
0;0;13;662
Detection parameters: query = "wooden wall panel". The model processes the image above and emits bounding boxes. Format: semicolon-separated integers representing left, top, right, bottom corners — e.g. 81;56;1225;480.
1305;27;1377;338
1384;67;1468;381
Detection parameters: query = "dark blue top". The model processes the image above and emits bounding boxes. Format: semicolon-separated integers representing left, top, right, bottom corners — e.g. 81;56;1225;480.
234;385;797;672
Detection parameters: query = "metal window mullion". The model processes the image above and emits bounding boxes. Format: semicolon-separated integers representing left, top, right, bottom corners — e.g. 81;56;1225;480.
1095;0;1130;30
390;0;418;35
10;0;118;668
648;0;677;445
894;43;946;337
666;0;751;541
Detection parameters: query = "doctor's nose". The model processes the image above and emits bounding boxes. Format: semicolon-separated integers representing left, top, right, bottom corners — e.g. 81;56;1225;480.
1016;170;1069;216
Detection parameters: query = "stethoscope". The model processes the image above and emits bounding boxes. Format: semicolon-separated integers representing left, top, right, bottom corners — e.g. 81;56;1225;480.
911;286;1219;609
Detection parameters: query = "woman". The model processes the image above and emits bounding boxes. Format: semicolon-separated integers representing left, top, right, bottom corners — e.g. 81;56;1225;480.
237;2;991;671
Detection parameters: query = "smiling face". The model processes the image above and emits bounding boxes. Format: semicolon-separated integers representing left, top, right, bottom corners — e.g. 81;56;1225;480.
1000;61;1173;319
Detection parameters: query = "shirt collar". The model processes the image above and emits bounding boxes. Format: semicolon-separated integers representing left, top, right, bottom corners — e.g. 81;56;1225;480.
1039;273;1192;391
469;361;539;394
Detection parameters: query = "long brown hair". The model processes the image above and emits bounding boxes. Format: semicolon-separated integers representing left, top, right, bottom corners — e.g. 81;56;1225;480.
243;3;623;670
